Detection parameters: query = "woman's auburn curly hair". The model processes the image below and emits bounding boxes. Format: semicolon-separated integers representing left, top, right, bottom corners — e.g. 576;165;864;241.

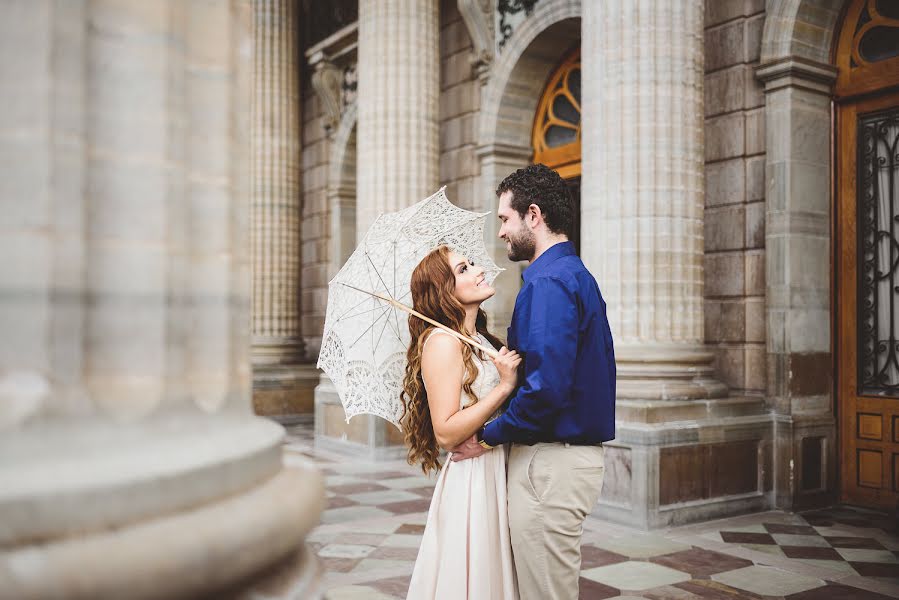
400;246;503;474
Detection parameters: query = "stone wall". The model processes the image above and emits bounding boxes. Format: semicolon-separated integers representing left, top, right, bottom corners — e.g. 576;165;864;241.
300;83;330;359
439;0;480;211
703;0;767;397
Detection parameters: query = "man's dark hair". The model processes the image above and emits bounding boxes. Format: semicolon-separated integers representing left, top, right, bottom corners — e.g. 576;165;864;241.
495;163;573;237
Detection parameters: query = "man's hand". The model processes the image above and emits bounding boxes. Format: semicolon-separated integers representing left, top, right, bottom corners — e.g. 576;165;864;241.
449;434;488;462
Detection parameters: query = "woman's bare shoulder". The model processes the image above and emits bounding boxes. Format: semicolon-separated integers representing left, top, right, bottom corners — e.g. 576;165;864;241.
421;330;462;363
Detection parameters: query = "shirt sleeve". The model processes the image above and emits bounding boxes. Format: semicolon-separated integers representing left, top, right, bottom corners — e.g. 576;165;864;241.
482;276;578;445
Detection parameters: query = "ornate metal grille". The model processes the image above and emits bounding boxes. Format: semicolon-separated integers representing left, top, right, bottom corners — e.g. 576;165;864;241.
858;107;899;395
497;0;539;50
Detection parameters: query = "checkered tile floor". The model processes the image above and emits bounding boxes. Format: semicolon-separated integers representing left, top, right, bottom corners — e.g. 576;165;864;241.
278;421;899;600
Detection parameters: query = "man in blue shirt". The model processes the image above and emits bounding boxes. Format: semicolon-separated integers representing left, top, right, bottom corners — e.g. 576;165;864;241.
451;164;615;600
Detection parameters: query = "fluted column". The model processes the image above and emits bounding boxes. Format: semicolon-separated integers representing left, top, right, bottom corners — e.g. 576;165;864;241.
356;0;439;235
582;0;726;400
0;2;323;597
250;0;320;418
313;0;438;457
251;0;303;363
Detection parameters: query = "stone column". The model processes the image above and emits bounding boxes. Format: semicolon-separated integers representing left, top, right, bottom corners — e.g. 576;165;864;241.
251;0;318;419
582;0;771;529
582;0;726;401
0;2;324;597
314;0;439;458
356;0;439;234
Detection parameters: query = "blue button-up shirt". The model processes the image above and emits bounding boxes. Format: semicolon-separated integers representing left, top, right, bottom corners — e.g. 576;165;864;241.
482;241;616;446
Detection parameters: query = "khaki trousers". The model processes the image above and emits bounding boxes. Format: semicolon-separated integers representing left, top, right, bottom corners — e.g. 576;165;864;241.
507;442;604;600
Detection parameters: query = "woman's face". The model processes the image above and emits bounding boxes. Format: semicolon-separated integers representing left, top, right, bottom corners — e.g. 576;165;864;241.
447;251;494;306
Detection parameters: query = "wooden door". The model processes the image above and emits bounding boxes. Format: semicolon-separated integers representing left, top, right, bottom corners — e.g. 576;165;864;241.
838;92;899;509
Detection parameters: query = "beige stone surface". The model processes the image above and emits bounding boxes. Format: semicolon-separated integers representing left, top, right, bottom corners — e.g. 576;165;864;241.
0;1;324;596
356;0;439;235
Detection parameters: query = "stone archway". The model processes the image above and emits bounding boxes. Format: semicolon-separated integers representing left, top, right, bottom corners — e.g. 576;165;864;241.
756;0;845;509
476;0;581;328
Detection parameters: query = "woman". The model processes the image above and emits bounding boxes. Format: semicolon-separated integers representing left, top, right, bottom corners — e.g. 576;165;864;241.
401;245;521;600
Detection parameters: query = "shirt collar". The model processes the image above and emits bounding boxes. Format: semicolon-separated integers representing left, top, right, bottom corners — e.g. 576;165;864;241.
522;241;575;283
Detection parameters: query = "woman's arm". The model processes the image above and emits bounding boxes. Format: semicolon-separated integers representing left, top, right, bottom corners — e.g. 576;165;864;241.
421;334;515;450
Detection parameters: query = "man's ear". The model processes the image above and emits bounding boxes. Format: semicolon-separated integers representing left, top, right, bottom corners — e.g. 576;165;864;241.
528;204;542;227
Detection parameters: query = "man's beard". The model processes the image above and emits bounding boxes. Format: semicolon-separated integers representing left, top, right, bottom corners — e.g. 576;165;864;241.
505;226;536;262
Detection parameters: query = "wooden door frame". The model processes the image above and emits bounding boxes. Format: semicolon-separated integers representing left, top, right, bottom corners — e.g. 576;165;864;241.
836;91;899;507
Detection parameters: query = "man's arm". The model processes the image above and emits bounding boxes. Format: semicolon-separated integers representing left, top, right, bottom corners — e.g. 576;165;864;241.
481;276;579;446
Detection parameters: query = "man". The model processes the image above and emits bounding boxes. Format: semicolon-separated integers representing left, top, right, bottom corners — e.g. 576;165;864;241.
451;163;616;600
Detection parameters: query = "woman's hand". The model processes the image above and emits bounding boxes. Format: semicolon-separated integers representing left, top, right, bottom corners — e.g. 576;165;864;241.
493;346;522;388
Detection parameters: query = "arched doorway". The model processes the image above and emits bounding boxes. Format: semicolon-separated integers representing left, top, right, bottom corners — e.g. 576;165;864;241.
532;46;581;254
835;0;899;509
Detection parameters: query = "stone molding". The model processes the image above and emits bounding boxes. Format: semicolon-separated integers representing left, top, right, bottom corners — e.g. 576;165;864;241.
760;0;843;65
755;56;838;95
458;0;494;80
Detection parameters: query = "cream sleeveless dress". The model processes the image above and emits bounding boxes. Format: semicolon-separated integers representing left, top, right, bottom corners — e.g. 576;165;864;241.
406;330;519;600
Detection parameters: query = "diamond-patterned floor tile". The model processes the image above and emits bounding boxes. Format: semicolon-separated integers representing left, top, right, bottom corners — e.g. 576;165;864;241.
283;422;899;600
671;578;767;599
711;565;824;596
583;561;691;591
577;576;620;599
325;584;397;599
771;533;831;547
785;582;897;599
346;489;420;505
764;523;818;535
780;545;843;560
719;531;776;545
836;548;899;563
650;547;754;578
318;544;377;559
581;544;630;569
793;558;858;574
368;575;412;598
825;536;886;549
380;498;433;514
594;535;692;559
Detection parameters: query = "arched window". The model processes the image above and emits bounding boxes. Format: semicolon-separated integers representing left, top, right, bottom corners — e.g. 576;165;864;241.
532;47;581;179
531;46;581;253
835;0;899;97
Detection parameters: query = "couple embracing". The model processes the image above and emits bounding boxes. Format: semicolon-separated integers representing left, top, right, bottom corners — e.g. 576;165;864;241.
401;164;616;600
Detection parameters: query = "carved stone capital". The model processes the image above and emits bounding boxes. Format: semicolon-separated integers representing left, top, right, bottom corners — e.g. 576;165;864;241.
309;50;343;134
458;0;494;80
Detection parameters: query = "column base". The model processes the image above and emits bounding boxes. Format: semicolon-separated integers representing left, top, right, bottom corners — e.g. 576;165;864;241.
253;364;320;421
313;375;408;461
594;396;774;529
0;413;325;599
615;343;729;400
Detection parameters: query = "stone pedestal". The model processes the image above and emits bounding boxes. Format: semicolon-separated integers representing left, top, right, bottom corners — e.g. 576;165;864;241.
250;0;315;420
582;0;769;527
314;0;439;456
0;1;324;596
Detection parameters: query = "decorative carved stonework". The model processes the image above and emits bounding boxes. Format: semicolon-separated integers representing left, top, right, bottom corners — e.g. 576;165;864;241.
309;52;343;133
305;21;357;137
458;0;494;80
342;64;357;107
496;0;539;51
